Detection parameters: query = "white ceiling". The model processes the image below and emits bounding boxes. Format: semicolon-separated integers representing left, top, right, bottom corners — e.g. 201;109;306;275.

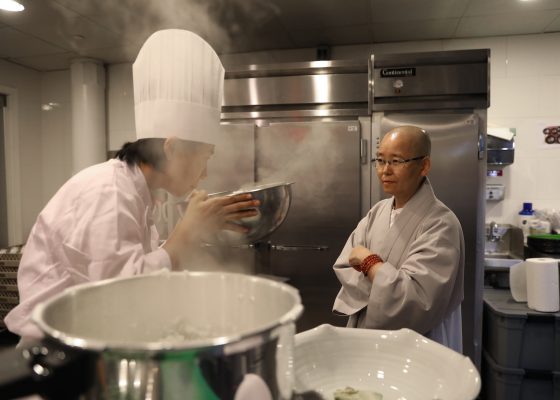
1;0;559;71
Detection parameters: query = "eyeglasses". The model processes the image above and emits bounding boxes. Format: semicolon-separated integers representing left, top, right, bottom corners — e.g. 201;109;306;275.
373;155;427;169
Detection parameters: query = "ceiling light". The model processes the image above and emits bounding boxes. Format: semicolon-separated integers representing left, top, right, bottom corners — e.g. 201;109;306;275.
0;0;25;12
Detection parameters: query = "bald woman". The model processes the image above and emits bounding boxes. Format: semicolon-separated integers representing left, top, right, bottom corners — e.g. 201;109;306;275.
332;126;465;352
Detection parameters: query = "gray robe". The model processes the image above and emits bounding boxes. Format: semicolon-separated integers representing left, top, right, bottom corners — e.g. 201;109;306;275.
333;178;465;352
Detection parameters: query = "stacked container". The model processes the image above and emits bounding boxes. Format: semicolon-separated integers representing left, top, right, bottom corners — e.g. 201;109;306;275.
482;288;560;399
0;247;22;330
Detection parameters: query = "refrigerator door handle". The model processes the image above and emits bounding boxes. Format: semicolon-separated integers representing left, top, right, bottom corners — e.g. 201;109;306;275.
478;130;486;160
270;244;329;252
360;139;369;165
368;54;375;115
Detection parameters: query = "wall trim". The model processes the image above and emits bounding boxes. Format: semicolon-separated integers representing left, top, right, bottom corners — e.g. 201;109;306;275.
0;84;23;245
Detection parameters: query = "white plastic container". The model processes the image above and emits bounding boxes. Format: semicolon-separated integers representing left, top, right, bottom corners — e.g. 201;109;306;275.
518;202;535;244
529;219;552;235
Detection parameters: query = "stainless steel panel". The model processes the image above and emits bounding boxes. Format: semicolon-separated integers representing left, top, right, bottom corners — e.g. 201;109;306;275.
221;106;369;121
368;49;490;111
376;111;485;369
372;49;490;68
225;60;367;79
254;120;362;332
223;60;368;120
223;74;367;107
371;98;490;112
373;64;488;98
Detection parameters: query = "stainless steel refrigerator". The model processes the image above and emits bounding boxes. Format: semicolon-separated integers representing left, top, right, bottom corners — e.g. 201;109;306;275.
369;50;489;369
198;118;363;332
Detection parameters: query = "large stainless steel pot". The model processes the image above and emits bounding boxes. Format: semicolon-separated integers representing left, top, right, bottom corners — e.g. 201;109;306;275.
0;271;303;399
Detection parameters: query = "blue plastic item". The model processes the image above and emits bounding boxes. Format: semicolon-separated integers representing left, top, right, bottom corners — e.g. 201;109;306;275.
519;202;534;216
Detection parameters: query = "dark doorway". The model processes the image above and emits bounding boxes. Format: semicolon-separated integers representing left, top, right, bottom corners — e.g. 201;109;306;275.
0;94;8;247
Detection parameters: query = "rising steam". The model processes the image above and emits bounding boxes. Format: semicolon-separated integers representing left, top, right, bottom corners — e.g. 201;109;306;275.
53;0;281;55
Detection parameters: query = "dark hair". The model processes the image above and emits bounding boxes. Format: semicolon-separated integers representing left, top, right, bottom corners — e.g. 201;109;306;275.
115;138;167;171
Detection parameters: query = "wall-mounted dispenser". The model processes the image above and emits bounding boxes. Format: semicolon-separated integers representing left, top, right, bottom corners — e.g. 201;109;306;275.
487;127;515;167
486;183;505;201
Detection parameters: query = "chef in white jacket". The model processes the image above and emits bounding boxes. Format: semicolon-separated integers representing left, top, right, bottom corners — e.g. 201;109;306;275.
5;29;258;339
333;125;465;352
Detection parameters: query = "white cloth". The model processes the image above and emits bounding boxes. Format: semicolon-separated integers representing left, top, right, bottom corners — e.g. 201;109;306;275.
389;206;402;228
333;178;465;353
5;159;171;338
133;29;224;145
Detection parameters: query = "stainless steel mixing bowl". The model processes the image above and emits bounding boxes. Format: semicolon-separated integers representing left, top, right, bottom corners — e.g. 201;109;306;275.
211;181;293;243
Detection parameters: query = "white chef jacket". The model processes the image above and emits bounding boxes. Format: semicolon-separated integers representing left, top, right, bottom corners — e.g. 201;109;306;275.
333;178;464;353
5;159;171;338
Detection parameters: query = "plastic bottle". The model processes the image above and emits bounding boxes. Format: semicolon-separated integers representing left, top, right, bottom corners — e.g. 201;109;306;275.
518;202;535;244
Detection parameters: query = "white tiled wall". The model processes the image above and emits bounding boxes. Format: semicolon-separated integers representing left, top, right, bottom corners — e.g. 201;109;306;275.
484;33;560;225
0;59;43;243
107;63;135;150
40;70;72;201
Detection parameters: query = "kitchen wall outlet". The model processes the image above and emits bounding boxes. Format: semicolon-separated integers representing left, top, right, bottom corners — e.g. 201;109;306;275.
486;184;505;201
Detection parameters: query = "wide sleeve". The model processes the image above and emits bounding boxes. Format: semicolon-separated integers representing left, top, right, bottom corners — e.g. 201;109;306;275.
61;183;171;285
364;213;463;335
332;211;375;315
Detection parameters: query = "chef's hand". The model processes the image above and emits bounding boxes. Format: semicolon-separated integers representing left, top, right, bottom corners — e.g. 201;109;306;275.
183;190;260;233
348;245;372;270
163;190;260;268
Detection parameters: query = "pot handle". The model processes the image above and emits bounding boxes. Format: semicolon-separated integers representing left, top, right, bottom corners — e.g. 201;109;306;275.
0;339;97;399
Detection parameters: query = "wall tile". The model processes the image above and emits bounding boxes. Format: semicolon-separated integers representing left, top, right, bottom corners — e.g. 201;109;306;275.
0;59;43;240
507;156;539;201
41;70;71;104
537;75;560;117
488;77;510;118
535;157;560;200
506;32;560;77
489;76;542;118
40;71;72;201
107;64;135;150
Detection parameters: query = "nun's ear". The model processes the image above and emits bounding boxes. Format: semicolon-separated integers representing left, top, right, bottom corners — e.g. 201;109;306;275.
420;156;431;177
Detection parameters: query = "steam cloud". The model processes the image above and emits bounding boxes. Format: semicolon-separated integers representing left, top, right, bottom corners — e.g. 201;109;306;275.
201;122;347;213
52;0;281;55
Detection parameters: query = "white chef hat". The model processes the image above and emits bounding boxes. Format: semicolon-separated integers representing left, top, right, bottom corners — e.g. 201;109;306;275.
133;29;224;145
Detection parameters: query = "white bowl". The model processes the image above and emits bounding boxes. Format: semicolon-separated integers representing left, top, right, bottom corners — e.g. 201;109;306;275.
294;324;480;400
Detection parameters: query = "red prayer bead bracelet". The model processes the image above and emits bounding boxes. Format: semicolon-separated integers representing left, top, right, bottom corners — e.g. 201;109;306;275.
360;254;384;276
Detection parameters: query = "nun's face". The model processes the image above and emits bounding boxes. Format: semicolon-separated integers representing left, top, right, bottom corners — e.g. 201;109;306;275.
163;139;214;197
